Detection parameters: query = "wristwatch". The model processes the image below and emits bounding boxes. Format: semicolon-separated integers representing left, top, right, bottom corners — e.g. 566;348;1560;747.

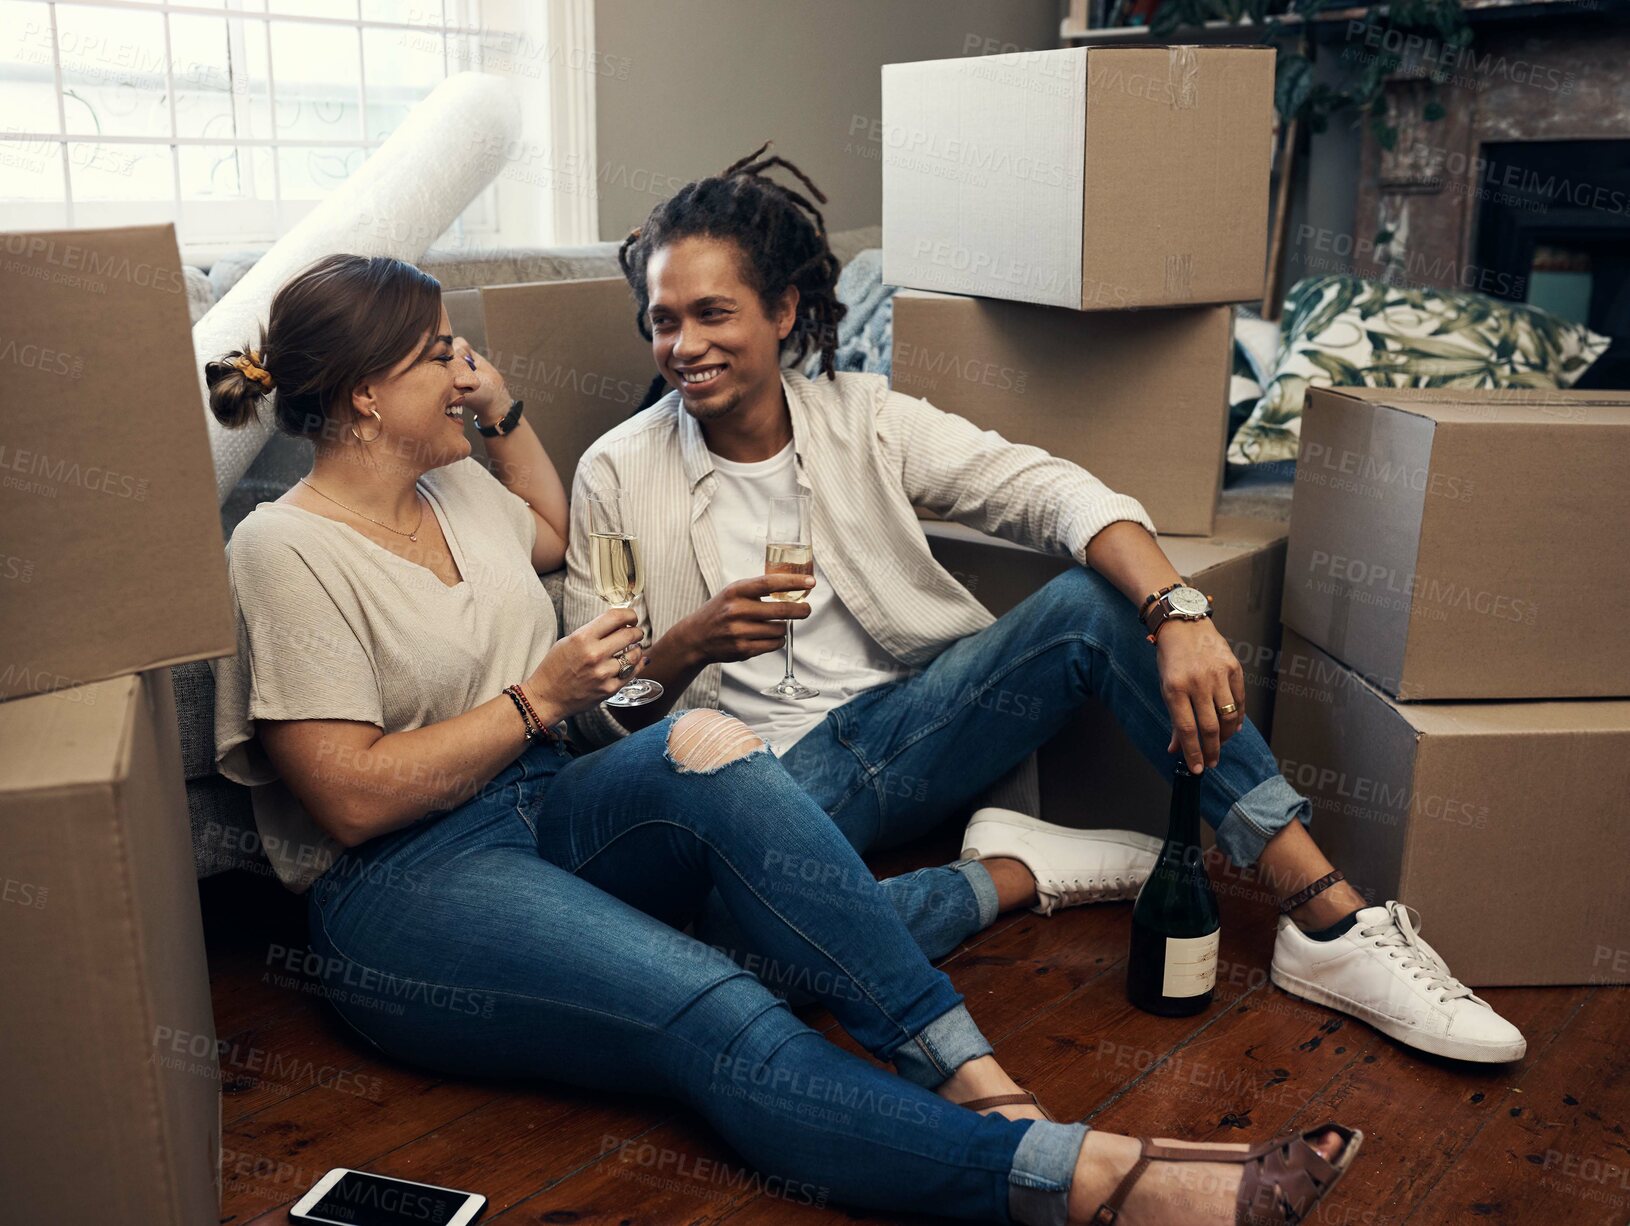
1141;583;1213;642
476;398;525;438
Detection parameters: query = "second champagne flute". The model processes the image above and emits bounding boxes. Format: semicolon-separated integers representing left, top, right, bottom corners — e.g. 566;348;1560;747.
587;490;663;708
761;493;819;700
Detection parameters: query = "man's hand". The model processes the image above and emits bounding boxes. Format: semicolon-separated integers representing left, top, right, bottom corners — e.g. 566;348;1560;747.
1155;617;1246;773
671;574;816;666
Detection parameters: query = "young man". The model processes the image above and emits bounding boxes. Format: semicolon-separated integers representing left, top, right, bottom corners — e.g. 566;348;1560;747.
564;146;1525;1065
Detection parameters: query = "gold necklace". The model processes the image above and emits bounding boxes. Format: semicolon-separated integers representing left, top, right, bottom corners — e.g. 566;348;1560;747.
298;476;427;543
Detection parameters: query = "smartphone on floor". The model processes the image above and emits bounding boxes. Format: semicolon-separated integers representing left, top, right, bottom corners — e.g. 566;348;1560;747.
290;1167;486;1225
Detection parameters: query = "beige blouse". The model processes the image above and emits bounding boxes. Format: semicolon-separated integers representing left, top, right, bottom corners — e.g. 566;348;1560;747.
211;456;557;892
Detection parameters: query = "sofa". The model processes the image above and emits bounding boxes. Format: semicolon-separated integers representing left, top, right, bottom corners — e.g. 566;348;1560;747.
175;225;1294;880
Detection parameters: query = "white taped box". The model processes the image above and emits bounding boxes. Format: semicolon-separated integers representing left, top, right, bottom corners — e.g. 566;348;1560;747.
882;45;1274;310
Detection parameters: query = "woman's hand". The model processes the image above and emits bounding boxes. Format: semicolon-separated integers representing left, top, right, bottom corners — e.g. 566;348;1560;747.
525;608;646;721
1155;617;1246;773
450;336;510;427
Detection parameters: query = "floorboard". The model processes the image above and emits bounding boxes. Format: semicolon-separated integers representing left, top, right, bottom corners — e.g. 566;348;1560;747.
201;839;1628;1226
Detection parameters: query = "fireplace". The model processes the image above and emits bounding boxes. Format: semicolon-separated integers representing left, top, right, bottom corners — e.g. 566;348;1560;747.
1472;138;1630;386
1349;8;1630;388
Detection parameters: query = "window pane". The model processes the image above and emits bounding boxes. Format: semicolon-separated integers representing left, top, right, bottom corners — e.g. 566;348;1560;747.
269;0;354;19
55;4;171;138
361;0;438;22
178;143;274;201
169;15;235;140
67;140;173;200
362;26;444;140
276;144;366;200
269;21;362;141
0;1;61;133
0;135;64;200
169;14;273;142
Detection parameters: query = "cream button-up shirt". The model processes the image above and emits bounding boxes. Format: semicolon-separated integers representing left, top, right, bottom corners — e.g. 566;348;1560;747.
563;369;1156;755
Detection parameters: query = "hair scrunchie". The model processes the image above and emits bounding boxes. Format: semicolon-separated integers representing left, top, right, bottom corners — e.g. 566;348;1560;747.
231;349;275;392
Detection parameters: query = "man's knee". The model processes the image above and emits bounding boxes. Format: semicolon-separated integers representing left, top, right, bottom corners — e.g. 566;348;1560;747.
667;710;767;774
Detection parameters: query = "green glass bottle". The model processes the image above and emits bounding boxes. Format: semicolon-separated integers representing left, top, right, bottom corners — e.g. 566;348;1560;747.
1126;761;1221;1016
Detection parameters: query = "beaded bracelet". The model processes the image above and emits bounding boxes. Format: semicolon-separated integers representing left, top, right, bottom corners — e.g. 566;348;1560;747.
502;684;540;740
504;682;557;743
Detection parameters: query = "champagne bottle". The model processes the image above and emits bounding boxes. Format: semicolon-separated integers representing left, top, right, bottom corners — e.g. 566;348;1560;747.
1126;762;1221;1016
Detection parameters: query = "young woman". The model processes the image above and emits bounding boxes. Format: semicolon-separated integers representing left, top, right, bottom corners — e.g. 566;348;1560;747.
207;252;1359;1226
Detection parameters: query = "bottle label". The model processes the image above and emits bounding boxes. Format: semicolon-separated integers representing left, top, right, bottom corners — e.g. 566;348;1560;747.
1161;929;1220;998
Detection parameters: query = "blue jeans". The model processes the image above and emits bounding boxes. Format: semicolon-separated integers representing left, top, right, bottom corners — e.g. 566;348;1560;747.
306;716;1088;1226
699;565;1313;967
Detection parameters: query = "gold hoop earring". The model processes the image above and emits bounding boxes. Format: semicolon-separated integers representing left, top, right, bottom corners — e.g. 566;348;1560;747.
351;407;383;444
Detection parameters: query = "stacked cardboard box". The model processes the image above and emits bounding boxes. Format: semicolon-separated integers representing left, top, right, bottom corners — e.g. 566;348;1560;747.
883;44;1276;536
457;278;655;492
880;45;1278;833
1;225;226;1220
1272;387;1630;985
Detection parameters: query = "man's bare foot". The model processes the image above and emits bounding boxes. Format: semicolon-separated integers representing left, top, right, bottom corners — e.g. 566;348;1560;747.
1066;1127;1349;1225
936;1055;1048;1122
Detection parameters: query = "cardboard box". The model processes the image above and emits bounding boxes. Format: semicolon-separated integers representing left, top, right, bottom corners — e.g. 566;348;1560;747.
477;278;656;490
442;286;487;353
892;291;1231;535
924;515;1289;840
0;667;221;1221
0;225;234;702
1271;629;1630;986
1284;388;1630;700
882;45;1274;309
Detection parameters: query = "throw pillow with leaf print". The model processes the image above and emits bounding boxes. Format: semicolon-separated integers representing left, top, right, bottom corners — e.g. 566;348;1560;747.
1227;274;1610;466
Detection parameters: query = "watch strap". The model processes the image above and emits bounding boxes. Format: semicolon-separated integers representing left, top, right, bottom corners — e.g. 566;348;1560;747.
1139;582;1181;621
477;398;524;437
1143;587;1214;643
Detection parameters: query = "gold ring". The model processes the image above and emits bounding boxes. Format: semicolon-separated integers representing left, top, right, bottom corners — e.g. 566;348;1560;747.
1219;702;1239;716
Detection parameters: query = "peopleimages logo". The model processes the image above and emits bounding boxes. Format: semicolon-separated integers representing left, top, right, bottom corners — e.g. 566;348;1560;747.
1346;20;1577;95
0;233;186;295
1307;549;1539;626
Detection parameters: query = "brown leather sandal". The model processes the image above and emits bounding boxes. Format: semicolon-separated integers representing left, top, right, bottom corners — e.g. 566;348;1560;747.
1089;1121;1363;1225
955;1090;1056;1122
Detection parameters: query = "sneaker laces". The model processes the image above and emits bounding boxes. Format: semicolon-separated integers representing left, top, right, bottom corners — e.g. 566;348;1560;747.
1049;873;1128;906
1360;901;1474;1003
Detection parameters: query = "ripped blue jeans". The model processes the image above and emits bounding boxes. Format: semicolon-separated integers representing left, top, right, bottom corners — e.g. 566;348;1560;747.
305;713;1088;1226
698;565;1314;971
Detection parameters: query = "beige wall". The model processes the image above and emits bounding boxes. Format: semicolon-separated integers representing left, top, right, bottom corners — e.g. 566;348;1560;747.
594;0;1062;240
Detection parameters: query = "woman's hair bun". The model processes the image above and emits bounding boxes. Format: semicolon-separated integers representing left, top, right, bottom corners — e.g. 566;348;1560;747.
205;344;274;430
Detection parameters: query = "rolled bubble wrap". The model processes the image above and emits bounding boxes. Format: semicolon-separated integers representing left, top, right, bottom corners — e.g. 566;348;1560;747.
196;72;521;503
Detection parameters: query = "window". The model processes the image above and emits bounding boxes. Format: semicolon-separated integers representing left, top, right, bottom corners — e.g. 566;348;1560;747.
0;0;597;256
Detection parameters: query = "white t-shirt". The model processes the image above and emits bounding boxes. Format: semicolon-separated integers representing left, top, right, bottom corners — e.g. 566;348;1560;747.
709;442;907;753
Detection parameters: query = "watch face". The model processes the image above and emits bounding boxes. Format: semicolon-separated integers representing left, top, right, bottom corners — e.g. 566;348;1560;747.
1168;586;1209;616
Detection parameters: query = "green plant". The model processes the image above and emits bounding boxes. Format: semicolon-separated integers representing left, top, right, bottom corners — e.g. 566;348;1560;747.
1149;0;1470;146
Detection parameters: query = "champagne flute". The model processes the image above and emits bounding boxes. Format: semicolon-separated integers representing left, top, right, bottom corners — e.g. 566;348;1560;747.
587;490;663;708
761;493;819;700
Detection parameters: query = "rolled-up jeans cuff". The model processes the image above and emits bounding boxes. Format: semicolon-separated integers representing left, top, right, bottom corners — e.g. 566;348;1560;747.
950;856;1001;929
891;1001;994;1089
1215;773;1313;867
1009;1120;1090;1226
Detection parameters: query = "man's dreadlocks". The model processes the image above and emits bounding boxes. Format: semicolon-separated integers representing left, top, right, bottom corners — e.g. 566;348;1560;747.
618;142;847;407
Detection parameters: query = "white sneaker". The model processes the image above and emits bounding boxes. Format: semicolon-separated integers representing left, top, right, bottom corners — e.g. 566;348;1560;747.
1271;900;1527;1064
960;807;1160;916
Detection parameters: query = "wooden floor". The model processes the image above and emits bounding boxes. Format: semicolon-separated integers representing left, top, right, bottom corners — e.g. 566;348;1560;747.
205;826;1630;1225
